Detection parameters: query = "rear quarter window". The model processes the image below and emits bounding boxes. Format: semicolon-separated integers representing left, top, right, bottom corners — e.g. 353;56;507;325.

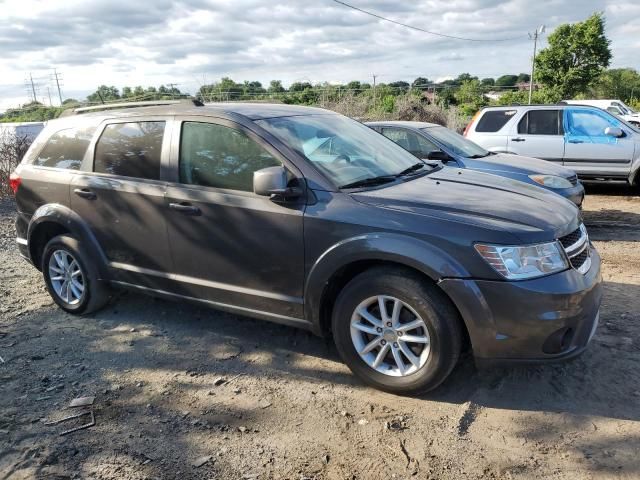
34;127;96;169
475;110;517;132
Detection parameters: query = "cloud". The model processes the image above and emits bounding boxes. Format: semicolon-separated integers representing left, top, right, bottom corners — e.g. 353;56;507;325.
0;0;638;110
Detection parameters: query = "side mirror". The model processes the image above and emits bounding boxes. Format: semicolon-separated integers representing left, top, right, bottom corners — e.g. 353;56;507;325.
604;126;624;138
426;150;453;162
254;166;302;199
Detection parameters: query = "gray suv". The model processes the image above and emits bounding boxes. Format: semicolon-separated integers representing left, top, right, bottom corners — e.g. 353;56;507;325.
10;100;602;394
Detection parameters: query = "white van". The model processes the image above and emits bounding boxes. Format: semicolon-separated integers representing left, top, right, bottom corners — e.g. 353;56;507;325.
464;104;640;185
563;100;640;127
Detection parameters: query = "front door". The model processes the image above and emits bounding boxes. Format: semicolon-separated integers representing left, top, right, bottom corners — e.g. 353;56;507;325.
563;108;635;179
70;119;173;288
507;109;565;163
164;118;306;320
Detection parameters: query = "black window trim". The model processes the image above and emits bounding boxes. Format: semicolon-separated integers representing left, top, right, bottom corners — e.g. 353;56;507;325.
86;116;173;181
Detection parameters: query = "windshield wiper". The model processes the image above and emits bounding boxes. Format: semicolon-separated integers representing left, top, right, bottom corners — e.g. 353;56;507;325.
340;175;396;189
466;153;491;159
396;162;426;176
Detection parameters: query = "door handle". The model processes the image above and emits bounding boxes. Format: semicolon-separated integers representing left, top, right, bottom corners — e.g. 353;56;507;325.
169;202;201;216
73;188;96;200
568;139;584;144
511;137;526;142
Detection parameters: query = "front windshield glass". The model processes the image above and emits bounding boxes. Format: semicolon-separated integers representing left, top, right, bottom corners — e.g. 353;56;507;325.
423;126;490;158
256;114;427;187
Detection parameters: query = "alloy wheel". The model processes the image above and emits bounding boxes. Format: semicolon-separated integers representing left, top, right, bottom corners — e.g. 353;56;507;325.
350;295;431;377
48;250;85;305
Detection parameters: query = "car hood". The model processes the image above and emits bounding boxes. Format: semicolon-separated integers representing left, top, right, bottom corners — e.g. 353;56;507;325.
351;167;579;242
462;153;574;178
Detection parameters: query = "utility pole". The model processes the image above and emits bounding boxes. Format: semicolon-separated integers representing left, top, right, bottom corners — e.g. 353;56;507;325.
167;82;178;99
29;73;37;102
372;74;378;108
53;69;63;105
528;25;545;104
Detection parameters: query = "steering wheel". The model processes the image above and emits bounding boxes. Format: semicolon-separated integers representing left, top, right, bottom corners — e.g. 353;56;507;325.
332;154;351;164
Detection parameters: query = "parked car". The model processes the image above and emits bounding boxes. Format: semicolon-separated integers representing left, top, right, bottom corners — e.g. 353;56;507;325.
10;100;602;394
465;104;640;186
562;99;640;127
367;121;584;207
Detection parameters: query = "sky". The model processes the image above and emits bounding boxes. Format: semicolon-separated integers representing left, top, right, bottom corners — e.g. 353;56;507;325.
0;0;639;111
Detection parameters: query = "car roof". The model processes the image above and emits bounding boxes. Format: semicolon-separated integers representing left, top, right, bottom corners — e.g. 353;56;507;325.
63;102;336;121
366;120;441;129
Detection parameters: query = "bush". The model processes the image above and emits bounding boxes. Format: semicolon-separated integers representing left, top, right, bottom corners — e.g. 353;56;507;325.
0;131;32;197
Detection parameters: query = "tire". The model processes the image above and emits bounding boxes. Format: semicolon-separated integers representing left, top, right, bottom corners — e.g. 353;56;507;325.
42;234;110;315
332;266;463;394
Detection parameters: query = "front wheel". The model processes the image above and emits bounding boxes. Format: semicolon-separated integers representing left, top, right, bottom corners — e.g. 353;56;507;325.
332;266;463;394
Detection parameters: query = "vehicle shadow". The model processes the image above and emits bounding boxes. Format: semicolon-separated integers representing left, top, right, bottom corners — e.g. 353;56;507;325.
18;278;639;421
3;279;639;478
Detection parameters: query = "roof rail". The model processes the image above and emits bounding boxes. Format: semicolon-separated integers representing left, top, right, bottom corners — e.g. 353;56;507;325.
59;98;204;117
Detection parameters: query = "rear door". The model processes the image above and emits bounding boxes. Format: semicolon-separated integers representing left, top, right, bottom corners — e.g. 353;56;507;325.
507;109;565;163
563;107;635;178
70;118;174;287
163;117;306;320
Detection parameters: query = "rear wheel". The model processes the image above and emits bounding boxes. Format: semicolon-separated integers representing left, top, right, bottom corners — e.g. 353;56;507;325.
42;235;110;314
332;266;463;394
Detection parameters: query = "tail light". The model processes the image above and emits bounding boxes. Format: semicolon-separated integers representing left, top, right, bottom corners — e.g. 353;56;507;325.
9;172;21;195
463;111;481;136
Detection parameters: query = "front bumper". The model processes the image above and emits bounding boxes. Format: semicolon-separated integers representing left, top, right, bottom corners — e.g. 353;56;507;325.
439;247;602;365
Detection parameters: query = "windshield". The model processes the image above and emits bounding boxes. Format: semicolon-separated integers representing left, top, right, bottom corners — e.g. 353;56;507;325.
256;114;428;188
422;126;490;158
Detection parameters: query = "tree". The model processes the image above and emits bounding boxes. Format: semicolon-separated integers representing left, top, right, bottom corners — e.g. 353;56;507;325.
289;82;313;92
411;77;430;90
480;78;495;87
268;80;285;93
516;73;531;84
455;80;487;115
535;12;611;99
589;68;640;102
388;81;410;93
495;75;518;87
87;85;120;103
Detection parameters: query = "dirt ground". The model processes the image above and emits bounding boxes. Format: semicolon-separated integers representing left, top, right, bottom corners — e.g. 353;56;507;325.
1;187;639;480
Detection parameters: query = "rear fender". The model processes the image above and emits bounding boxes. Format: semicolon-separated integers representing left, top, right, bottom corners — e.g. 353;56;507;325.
28;203;109;278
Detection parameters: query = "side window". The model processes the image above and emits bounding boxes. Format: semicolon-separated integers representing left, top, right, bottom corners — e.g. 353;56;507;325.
382;128;411;151
566;110;619;137
475;110;516;132
94;121;165;180
517;110;562;135
415;134;439;156
179;122;281;192
606;106;621;115
34;127;96;169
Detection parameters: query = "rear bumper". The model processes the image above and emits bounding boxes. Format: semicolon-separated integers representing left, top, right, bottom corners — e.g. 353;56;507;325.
439;247;602;365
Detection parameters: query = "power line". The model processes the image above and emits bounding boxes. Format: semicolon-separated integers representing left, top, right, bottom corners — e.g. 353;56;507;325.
330;0;525;42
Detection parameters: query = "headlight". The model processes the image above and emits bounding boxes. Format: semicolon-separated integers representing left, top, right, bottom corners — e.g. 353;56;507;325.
475;241;568;280
529;174;573;189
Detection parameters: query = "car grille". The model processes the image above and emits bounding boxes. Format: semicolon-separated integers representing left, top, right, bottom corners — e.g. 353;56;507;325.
559;224;591;274
567;174;579;186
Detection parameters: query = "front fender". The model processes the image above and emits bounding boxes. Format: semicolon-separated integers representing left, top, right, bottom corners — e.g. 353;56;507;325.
304;232;471;332
28;203;109;279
